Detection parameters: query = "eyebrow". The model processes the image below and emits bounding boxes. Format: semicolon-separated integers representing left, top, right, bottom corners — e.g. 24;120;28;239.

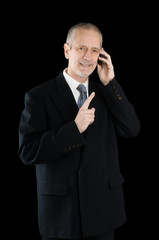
77;44;100;51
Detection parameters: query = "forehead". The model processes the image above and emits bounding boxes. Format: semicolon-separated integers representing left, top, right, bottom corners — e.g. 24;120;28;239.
72;28;101;48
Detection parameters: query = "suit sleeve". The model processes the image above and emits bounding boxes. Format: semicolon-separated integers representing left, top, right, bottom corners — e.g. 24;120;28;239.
18;92;86;166
100;78;140;137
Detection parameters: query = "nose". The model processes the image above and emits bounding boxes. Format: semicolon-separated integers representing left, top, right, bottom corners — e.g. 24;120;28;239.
83;50;92;60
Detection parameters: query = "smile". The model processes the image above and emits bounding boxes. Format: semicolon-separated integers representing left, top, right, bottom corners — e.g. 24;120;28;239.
79;63;93;67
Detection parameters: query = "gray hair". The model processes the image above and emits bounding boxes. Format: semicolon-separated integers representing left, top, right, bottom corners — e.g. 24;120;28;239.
66;22;103;47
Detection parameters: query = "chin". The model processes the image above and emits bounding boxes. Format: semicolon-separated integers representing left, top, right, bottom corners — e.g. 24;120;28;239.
78;73;90;78
76;69;94;78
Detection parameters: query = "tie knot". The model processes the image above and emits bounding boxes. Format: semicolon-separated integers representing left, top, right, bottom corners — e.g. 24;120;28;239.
77;84;87;93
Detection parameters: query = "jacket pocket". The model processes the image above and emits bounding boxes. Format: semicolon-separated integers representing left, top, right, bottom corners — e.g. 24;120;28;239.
108;172;125;189
37;182;67;196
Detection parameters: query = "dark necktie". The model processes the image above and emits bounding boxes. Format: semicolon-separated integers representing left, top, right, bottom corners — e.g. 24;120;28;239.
77;84;87;108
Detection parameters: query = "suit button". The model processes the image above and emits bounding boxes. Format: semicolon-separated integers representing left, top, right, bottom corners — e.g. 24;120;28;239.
72;144;76;149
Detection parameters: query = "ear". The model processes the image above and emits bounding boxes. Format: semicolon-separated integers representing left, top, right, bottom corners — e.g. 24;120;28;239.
64;43;70;59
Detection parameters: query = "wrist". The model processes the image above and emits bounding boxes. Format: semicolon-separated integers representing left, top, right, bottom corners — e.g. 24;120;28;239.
102;76;115;86
74;120;83;134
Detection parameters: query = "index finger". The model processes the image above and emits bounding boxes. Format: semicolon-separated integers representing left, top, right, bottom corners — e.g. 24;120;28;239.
100;49;111;60
81;92;95;110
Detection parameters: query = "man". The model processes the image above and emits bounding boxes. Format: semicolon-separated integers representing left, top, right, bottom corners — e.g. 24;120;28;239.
18;22;140;240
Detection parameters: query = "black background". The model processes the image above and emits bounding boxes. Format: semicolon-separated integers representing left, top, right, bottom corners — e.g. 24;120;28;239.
5;3;158;240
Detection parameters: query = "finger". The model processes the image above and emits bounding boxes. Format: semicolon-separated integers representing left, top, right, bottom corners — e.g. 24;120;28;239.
83;111;95;118
81;92;95;110
81;108;95;113
98;54;112;67
100;48;110;57
100;49;112;62
98;56;109;64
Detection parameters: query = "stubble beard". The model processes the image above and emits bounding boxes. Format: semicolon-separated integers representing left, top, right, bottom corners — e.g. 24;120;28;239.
75;67;95;79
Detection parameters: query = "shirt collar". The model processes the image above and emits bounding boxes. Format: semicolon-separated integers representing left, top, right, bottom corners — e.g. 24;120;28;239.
63;68;89;91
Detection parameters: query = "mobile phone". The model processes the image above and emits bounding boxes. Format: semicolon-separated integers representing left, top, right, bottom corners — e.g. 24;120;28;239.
98;54;107;65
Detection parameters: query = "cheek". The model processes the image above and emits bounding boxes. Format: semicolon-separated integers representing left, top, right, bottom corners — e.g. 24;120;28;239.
69;54;80;67
94;55;99;64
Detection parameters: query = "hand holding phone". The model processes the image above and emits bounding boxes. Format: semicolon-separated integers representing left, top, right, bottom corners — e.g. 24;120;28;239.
97;50;115;85
98;54;108;66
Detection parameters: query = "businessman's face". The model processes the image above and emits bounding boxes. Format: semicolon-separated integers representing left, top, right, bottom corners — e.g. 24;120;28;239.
64;28;101;83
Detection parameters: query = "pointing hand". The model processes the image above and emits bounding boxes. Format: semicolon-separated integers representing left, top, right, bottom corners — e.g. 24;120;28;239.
75;92;95;133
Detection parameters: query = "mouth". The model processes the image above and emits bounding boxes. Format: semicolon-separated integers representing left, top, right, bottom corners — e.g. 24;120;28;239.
79;62;93;68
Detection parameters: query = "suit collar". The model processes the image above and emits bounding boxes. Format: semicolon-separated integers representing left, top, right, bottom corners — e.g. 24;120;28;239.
51;72;79;122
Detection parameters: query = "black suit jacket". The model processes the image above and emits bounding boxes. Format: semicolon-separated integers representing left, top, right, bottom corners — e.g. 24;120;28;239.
18;72;140;238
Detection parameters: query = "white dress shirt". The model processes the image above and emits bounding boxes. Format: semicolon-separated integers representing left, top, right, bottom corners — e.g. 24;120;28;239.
63;68;89;104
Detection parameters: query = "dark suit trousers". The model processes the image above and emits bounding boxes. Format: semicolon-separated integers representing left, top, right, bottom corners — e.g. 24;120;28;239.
42;231;114;240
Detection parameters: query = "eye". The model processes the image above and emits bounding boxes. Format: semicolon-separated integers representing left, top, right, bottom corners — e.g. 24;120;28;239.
92;49;99;54
79;47;85;51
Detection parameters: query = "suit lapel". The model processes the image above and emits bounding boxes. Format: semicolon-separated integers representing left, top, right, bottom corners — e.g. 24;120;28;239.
50;72;79;122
